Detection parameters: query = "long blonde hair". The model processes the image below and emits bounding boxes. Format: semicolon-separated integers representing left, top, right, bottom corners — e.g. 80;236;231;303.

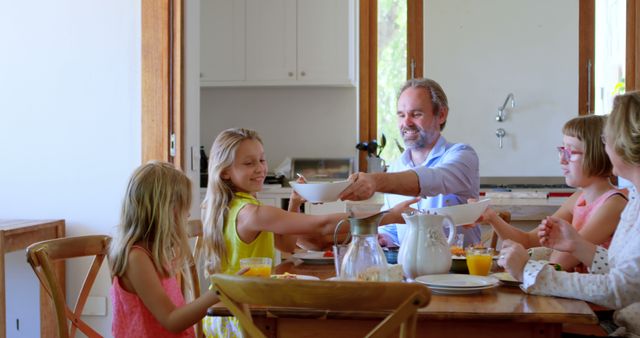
109;161;192;279
202;128;263;275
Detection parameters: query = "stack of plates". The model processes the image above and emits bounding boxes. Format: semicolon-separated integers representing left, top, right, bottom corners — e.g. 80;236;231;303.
415;274;499;294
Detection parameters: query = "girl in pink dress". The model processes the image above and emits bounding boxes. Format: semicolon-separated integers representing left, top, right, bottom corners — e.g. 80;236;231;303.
109;161;224;337
480;115;627;271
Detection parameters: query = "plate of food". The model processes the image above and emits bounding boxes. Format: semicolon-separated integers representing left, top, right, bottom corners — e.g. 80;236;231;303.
271;272;320;280
292;251;334;265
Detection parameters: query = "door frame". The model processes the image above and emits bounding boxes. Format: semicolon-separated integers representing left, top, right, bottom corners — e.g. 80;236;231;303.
141;0;184;167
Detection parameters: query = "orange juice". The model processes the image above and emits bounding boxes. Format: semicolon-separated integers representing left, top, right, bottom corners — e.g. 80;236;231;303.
243;265;272;277
240;257;273;277
466;255;492;275
466;248;494;276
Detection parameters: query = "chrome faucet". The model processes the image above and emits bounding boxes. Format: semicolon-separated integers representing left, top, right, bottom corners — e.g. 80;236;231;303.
496;93;515;122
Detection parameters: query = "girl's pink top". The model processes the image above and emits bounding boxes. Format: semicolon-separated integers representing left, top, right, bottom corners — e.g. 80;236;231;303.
111;246;195;338
571;188;626;272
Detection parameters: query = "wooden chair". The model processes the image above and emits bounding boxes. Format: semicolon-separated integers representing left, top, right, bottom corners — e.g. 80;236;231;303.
483;210;511;250
185;219;204;338
210;274;431;338
187;219;204;265
26;235;111;338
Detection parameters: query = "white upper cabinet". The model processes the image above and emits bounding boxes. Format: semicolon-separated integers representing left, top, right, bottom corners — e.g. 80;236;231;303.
246;0;297;83
201;0;355;87
296;0;351;85
200;0;245;83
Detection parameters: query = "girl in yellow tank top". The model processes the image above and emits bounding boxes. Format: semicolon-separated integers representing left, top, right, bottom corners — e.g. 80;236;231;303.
201;128;416;337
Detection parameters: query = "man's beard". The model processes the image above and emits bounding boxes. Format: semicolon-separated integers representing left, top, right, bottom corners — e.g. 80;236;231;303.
402;127;433;149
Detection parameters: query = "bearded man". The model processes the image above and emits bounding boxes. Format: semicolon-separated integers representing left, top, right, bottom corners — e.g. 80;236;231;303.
340;78;481;248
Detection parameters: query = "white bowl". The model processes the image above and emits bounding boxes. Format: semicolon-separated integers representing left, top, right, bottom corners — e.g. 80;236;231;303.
289;180;351;203
427;199;491;225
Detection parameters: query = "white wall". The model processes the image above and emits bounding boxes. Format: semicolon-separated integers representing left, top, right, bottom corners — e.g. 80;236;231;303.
0;1;141;336
425;0;578;177
200;87;358;171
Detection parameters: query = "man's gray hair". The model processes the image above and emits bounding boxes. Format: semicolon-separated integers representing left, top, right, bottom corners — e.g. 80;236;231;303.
398;78;449;131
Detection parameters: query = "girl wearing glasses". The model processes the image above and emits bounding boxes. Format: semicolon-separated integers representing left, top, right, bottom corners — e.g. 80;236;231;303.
479;115;627;272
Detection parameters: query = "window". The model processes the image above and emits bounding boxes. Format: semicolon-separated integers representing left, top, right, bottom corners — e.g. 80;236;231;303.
580;0;639;115
595;0;626;115
377;0;407;162
359;0;422;170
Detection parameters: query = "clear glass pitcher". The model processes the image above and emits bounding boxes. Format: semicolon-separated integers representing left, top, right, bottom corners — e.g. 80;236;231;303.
336;211;389;281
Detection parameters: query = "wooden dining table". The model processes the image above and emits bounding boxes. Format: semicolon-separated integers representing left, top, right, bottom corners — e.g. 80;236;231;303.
208;260;598;338
0;219;65;338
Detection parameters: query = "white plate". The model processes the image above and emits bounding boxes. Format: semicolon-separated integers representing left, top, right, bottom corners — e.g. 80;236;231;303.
415;274;499;288
427;284;498;295
452;255;499;260
292;251;334;265
271;274;320;280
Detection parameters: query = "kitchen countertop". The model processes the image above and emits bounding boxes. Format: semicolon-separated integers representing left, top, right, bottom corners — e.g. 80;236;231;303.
201;183;572;222
488;197;567;221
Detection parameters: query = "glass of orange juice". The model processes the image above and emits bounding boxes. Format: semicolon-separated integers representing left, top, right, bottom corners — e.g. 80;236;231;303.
240;257;273;277
466;248;494;276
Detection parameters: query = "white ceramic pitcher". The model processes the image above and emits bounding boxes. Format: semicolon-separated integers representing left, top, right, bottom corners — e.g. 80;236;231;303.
398;212;456;279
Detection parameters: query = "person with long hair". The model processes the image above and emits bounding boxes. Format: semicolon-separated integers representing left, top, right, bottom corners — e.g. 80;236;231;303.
110;161;226;337
201;128;415;337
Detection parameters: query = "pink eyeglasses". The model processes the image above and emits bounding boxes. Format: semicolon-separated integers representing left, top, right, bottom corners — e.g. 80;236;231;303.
557;146;583;162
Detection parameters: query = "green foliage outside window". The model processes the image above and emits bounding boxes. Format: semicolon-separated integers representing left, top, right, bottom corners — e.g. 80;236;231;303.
377;0;407;164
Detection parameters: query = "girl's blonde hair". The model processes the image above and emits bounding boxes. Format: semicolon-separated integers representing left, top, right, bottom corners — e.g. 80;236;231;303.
605;91;640;166
562;115;612;177
202;128;263;275
109;161;192;280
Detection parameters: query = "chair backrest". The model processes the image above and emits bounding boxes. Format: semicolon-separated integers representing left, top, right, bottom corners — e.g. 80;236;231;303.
489;211;511;250
185;219;204;338
26;235;111;338
187;219;204;264
211;274;431;338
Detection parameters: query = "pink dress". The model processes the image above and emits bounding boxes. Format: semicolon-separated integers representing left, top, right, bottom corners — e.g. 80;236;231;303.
571;188;627;272
111;247;195;338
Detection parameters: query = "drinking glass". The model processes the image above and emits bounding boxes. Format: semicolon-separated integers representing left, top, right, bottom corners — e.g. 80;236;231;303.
466;248;494;276
240;257;272;277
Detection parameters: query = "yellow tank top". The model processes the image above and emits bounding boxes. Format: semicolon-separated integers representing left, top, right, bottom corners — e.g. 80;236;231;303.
222;192;275;274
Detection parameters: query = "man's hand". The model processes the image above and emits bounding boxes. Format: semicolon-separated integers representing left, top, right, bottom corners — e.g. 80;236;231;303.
497;240;529;282
339;172;377;201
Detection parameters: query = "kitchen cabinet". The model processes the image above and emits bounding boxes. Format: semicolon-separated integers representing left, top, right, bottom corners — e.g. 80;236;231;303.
200;0;355;87
200;0;245;82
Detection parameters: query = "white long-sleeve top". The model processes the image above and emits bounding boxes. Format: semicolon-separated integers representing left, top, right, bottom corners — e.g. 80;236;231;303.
521;186;640;336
